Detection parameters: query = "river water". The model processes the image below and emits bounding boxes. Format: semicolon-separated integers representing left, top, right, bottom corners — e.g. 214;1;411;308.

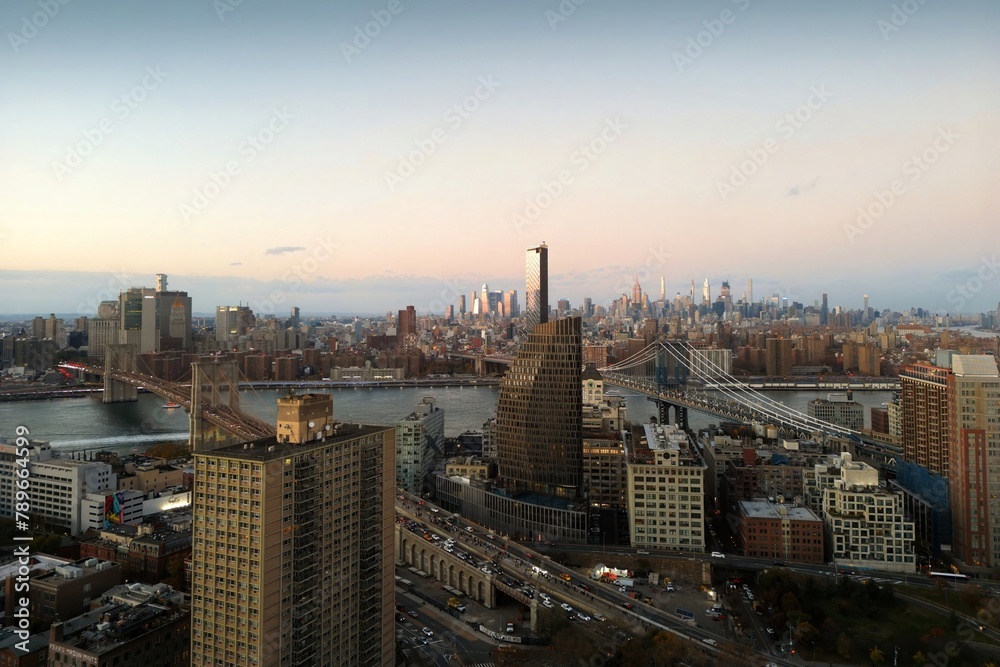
0;385;894;456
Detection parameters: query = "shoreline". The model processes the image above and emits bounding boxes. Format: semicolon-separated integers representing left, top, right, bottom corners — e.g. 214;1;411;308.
0;378;502;402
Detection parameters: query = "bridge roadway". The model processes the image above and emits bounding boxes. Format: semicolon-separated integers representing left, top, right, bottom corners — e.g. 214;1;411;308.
602;372;839;437
395;493;802;666
101;367;276;442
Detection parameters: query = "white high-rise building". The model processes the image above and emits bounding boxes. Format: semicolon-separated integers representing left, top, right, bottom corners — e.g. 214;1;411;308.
0;441;116;535
395;397;444;494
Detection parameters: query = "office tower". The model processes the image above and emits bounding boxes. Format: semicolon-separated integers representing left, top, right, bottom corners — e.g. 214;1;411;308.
496;316;582;498
525;243;548;331
821;293;829;325
155;273;168;292
557;298;571;316
690;278;695;303
89;302;120;362
31;316;45;339
119;288;159;354
216;306;253;345
503;290;518;319
660;276;666;301
583;297;592;318
480;283;490;316
446;304;455;321
863;294;869;312
289;306;301;328
191;393;395;667
947;355;1000;567
395;397;444;495
702;278;710;305
747;278;753;305
900;363;952;476
765;338;793;377
632;276;642;304
397;305;416;337
459;294;466;316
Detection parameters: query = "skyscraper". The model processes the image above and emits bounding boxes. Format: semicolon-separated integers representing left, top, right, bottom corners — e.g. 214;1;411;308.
660;276;666;301
525;243;548;332
948;355;1000;567
900;363;952;476
395;397;444;495
632;276;642;304
190;393;395;666
821;293;829;326
702;278;710;305
397;305;416;337
747;278;753;305
496;316;582;498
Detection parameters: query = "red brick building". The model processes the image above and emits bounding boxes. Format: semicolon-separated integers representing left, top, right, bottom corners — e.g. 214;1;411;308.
736;500;824;563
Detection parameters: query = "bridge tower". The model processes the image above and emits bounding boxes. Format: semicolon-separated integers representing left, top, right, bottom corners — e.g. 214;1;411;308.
653;341;690;429
190;359;243;452
103;344;139;403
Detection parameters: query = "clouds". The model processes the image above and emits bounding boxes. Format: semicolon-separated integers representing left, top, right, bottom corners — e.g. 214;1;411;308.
264;247;306;256
787;177;819;196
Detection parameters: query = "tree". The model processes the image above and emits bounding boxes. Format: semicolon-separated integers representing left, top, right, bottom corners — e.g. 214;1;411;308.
870;645;885;666
837;632;853;661
794;621;820;648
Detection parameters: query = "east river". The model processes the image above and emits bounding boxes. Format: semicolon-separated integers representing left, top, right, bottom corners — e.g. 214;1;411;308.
0;385;895;456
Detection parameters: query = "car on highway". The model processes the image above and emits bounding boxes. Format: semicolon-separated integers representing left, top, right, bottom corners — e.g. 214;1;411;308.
702;638;717;646
711;551;725;558
559;573;572;581
577;613;591;621
561;603;573;612
594;613;606;622
773;559;786;566
465;526;474;532
542;599;553;608
666;583;675;592
408;610;418;618
421;627;433;637
621;602;634;610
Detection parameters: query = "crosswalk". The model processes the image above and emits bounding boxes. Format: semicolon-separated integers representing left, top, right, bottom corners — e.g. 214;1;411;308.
464;663;495;667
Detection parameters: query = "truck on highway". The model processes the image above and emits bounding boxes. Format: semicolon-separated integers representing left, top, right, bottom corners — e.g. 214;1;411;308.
447;597;466;613
616;578;634;588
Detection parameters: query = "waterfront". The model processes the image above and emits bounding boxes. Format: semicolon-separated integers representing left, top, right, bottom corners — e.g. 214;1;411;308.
0;384;894;456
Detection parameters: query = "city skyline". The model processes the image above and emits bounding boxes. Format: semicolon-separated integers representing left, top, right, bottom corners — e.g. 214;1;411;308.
2;1;998;316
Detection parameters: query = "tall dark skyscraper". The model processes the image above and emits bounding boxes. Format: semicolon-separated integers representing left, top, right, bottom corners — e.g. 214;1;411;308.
821;293;829;325
525;243;548;332
496;316;582;499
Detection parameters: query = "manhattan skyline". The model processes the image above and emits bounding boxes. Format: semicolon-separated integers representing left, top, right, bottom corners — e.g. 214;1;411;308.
1;0;998;315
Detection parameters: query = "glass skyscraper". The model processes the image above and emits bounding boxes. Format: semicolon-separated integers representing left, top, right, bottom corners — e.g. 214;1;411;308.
525;243;548;332
496;316;582;499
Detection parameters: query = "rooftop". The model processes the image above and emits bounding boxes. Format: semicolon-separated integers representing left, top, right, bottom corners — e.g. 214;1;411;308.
739;500;821;522
200;423;393;461
55;602;183;656
951;354;999;377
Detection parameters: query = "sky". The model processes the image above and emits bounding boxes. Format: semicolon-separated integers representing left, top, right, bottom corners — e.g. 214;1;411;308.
1;0;998;317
